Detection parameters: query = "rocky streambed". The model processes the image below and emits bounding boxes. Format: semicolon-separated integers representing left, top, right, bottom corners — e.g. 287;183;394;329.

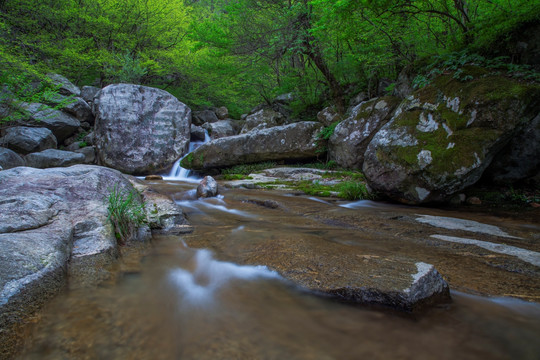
1;167;539;359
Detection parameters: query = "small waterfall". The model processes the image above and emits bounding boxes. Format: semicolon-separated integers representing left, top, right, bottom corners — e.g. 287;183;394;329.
164;131;211;181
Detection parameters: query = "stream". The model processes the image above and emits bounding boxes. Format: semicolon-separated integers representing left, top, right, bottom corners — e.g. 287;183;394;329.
19;179;540;360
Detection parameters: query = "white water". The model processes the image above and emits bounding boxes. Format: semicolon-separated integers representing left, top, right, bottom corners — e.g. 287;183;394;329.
163;131;211;181
168;249;280;305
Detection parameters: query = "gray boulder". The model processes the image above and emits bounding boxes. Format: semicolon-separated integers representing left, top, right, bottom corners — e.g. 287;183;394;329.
215;106;229;120
484;113;540;184
80;85;100;105
0;147;25;169
329;96;401;169
0;165;190;358
363;74;540;204
182;121;323;170
192;109;219;126
317;106;341;126
94;84;191;175
203;120;236;139
74;146;96;164
20;102;80;142
0;126;57;154
25;149;85;168
46;73;81;97
49;94;94;124
241;107;285;133
197;176;219;198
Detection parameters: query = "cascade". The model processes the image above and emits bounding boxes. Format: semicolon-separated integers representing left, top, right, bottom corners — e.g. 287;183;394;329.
164;131;211;181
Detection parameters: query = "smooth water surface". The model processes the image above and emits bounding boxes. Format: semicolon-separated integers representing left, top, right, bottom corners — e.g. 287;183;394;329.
20;181;540;360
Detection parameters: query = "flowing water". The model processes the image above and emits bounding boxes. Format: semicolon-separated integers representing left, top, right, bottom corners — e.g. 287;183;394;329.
19;181;540;360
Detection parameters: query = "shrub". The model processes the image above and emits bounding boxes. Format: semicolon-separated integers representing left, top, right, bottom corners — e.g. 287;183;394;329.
337;181;372;201
106;185;147;245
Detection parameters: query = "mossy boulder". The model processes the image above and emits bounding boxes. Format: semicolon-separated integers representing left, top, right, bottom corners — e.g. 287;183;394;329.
329;96;401;169
363;74;540;204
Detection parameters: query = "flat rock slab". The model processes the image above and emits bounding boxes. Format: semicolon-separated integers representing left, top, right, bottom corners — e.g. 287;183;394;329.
245;234;449;311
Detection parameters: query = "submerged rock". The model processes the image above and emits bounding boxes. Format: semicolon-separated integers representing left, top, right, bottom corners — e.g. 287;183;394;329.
182;121;323;170
94;84;191;175
363;73;540;204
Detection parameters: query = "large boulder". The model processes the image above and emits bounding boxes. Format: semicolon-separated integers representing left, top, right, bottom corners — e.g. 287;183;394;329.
329;96;401;169
203;120;236;139
182;121;323;170
0;147;25;169
0;165;190;358
94;84;191;175
483;113;540;184
25;149;85;168
0;126;57;154
20;102;80;142
240;107;285;133
363;73;540;204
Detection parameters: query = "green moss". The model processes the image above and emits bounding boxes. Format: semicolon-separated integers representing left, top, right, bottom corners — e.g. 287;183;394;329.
180;153;194;168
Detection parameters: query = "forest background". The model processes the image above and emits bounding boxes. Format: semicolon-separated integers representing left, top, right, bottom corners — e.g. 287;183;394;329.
0;0;539;120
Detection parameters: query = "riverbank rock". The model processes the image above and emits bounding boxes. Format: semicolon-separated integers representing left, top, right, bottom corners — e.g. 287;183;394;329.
0;165;190;358
94;84;191;175
0;147;25;169
203;120;236;139
46;73;81;97
25;149;85;168
20;102;80;142
181;121;323;170
193;109;219;126
240;107;285;133
0;126;57;154
329;96;400;169
363;73;540;204
197;176;219;198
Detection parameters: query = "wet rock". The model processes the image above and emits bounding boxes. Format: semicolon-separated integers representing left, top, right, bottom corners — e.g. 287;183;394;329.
20;102;80;142
191;125;207;142
182;122;323;170
363;74;540;204
203;120;236;139
25;149;85;168
329;96;401;169
145;174;163;180
0;165;189;357
241;108;285;133
0;147;25;169
197;176;219;198
0;126;57;154
94;84;191;175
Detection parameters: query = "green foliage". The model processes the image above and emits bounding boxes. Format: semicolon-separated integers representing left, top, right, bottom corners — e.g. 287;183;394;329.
222;174;253;180
336;181;372;201
0;58;74;127
413;50;540;89
221;161;277;176
318;121;340;141
106;185;147;245
104;53;148;84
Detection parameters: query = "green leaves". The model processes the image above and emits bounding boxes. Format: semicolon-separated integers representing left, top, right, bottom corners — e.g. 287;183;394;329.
106;185;147;245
